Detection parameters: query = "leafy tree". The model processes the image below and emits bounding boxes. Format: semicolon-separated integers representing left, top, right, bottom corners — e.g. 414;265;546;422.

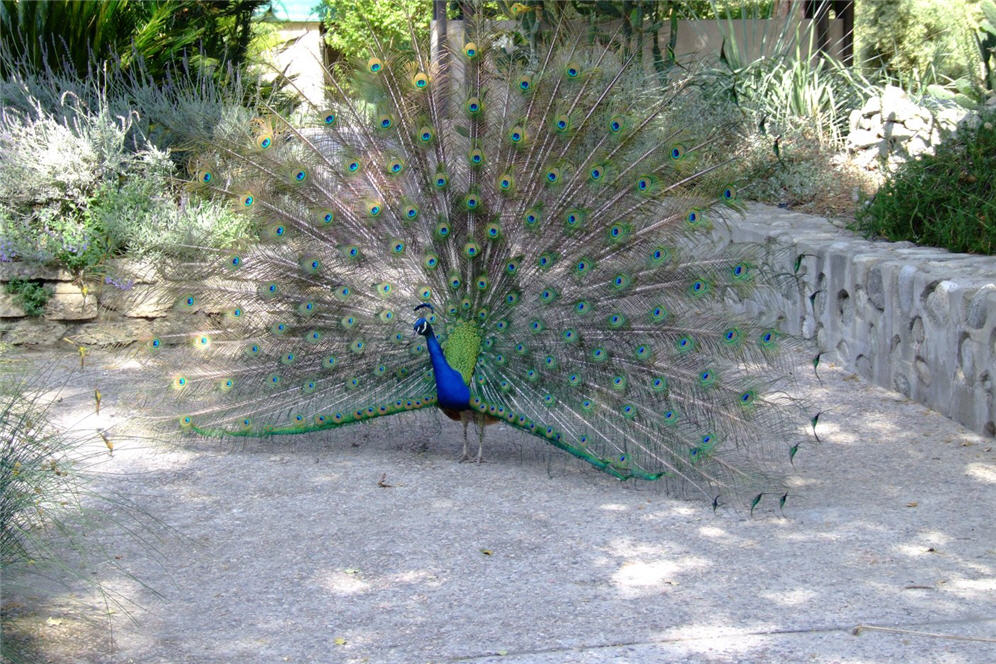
0;0;269;80
320;0;431;65
855;0;981;91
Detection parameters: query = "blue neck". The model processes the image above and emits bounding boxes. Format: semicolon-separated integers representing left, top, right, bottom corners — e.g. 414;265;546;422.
425;332;470;411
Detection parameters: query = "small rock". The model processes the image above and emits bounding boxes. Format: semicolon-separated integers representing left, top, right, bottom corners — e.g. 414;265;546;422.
848;128;883;149
883;121;916;139
848;108;862;132
906;136;931;157
861;95;881;117
904;115;927;132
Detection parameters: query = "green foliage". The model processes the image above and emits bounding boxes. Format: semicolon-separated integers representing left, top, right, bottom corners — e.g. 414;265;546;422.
0;0;268;83
0;76;258;274
853;111;996;254
3;279;50;317
695;13;871;149
0;368;79;570
973;0;996;96
856;0;981;93
0;360;164;664
321;0;431;63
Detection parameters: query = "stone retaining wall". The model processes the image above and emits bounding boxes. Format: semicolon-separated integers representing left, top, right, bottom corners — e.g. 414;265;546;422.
721;203;995;437
2;205;993;437
0;260;172;346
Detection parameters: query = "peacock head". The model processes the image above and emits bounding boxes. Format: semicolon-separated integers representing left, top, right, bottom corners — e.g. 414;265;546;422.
413;302;435;337
413;317;432;337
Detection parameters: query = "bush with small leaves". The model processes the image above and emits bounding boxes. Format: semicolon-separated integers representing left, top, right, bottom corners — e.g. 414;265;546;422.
852;111;996;254
3;279;51;317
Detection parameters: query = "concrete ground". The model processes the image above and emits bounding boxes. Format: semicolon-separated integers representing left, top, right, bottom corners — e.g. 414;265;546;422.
2;349;994;663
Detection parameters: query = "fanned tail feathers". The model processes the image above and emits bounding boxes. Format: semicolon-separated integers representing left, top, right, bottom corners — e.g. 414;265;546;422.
129;8;812;502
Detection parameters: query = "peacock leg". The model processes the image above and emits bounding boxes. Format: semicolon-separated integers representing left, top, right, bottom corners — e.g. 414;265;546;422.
474;412;486;463
460;416;471;462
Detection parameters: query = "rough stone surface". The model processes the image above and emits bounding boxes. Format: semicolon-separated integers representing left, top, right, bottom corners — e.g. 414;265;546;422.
0;292;26;318
44;283;99;321
0;318;68;345
98;284;174;318
68;319;155;346
0;262;73;282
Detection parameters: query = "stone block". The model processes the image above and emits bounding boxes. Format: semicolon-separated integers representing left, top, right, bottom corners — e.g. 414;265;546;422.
966;286;995;329
852;148;880;169
883;121;916;139
44;283;98;321
906;136;931;157
102;258;159;285
847;128;883;149
880;85;922;124
69;320;155;346
0;319;68;345
860;95;881;116
866;265;886;311
0;262;73;282
0;293;26;318
923;280;955;327
904;115;928;132
848;108;862;132
98;284;174;318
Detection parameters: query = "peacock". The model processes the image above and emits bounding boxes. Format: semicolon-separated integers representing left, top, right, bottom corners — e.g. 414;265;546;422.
129;3;815;505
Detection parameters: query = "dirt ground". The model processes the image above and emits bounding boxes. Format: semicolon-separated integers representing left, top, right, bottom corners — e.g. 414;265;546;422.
2;349;994;663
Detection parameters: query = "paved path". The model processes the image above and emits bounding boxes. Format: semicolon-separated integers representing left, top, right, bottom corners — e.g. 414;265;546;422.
3;350;995;663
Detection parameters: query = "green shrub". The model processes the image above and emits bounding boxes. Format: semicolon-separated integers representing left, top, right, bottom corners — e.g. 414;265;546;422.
690;7;874;150
856;0;981;93
320;0;430;64
0;0;268;85
0;83;258;274
3;279;50;317
0;359;164;663
0;95;148;275
852;111;996;254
